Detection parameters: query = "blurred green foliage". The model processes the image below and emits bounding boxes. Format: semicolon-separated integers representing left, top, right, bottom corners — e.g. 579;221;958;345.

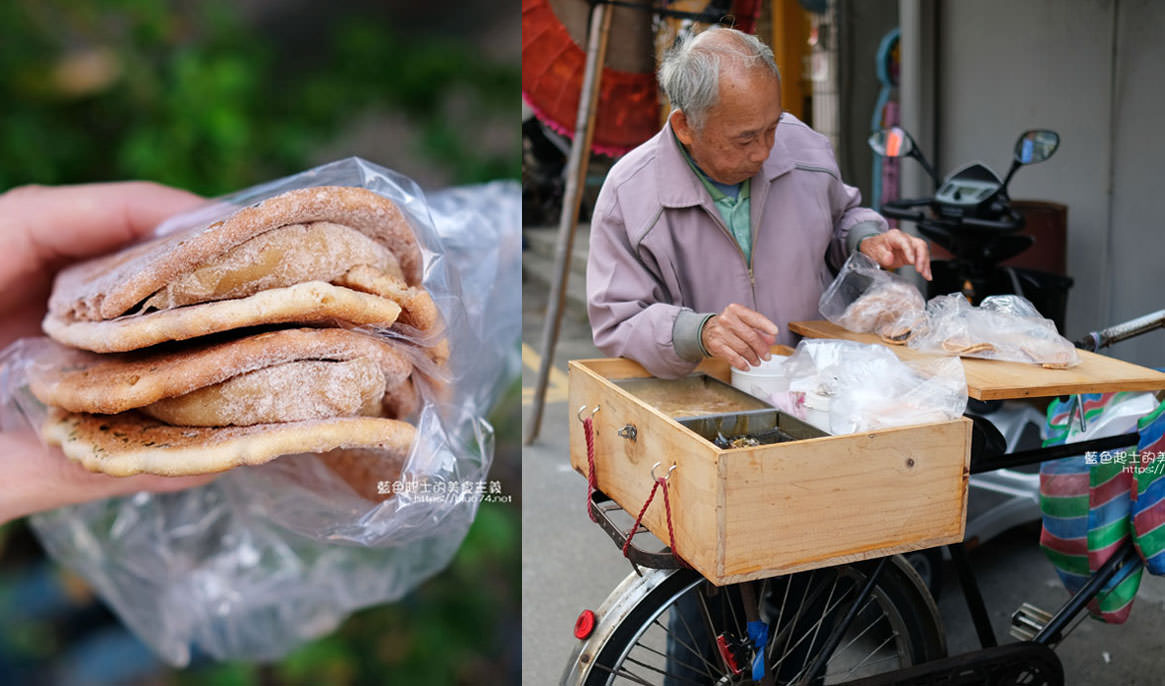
176;510;520;686
0;0;519;194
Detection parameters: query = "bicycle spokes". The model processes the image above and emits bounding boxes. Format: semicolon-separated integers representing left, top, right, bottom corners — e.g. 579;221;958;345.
592;565;921;685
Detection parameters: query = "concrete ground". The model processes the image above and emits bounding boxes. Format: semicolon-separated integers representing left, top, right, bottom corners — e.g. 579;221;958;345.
520;261;1165;686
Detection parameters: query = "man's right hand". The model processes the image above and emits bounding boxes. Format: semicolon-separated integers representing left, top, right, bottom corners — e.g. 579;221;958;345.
700;303;780;371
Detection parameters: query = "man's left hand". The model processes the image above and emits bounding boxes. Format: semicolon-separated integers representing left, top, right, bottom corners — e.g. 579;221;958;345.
859;228;932;280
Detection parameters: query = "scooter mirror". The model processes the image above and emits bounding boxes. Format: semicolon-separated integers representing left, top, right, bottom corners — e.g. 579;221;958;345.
1014;130;1060;165
868;127;914;158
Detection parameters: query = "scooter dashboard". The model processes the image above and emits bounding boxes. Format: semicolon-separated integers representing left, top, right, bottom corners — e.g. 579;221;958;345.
934;162;1004;218
936;180;997;206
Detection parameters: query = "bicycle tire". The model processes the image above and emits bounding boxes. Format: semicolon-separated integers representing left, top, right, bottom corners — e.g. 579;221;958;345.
569;555;946;685
904;548;944;600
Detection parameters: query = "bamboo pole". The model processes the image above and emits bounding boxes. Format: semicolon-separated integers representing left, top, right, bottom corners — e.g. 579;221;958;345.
525;1;614;444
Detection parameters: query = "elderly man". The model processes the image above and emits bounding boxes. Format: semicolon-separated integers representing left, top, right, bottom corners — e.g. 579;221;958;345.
587;27;931;378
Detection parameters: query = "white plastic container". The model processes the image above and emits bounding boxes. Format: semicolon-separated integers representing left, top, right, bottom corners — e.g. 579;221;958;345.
799;390;832;433
730;355;789;401
731;354;835;433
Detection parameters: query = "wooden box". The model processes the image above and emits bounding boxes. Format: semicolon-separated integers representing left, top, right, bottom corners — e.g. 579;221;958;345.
568;357;973;585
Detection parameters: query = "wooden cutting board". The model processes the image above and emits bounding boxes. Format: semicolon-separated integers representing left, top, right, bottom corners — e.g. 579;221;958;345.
788;320;1165;401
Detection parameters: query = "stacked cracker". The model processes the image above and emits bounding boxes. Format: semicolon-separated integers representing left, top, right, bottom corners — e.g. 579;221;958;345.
836;280;927;344
28;186;443;490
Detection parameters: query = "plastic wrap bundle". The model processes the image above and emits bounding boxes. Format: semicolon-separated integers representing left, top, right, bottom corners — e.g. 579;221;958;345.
0;158;520;665
908;294;1080;368
819;252;926;343
761;339;967;435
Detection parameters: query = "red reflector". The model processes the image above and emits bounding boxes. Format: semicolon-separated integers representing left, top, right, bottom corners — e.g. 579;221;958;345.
574;609;597;639
716;634;741;674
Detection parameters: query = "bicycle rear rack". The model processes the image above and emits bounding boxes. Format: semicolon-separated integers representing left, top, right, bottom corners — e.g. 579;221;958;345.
589;488;684;574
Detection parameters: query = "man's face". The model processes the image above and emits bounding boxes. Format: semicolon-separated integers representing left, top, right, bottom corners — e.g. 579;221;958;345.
672;67;782;186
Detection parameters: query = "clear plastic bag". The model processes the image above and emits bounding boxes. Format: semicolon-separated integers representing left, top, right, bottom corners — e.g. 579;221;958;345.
0;158;520;665
819;252;926;342
908;293;1080;368
828;349;968;434
764;340;967;435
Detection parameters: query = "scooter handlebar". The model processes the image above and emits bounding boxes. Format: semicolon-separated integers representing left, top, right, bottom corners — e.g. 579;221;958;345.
962;215;1023;231
879;200;1022;231
879;203;926;222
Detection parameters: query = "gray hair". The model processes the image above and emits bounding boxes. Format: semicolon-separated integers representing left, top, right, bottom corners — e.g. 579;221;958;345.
659;28;780;130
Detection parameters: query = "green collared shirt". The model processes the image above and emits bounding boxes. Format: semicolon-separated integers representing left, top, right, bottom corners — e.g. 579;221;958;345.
676;139;752;264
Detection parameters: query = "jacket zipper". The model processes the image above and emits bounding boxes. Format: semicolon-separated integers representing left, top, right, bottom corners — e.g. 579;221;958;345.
747;259;756;310
704;206;758;310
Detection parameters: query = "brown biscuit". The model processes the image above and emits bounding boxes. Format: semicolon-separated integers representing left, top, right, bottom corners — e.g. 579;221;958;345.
29;328;414;415
43;281;402;353
879;328;914;345
140;222;400;311
139;358;386;427
837;280;926;337
42;409;418;477
336;265;449;364
317;448;408;502
940;337;997;356
382;376;423;420
48;186;422;323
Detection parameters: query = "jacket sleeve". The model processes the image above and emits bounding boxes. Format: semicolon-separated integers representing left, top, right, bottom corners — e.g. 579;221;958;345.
826;172;887;272
586;191;702;379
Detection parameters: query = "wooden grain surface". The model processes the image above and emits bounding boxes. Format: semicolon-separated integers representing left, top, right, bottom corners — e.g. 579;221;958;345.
718;417;970;582
569;359;721;578
789;320;1165;401
569;357;970;584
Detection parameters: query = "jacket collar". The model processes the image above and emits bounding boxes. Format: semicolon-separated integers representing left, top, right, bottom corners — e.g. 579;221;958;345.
655;115;796;209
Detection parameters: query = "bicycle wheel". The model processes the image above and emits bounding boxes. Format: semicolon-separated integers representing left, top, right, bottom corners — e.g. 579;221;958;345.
574;555;945;685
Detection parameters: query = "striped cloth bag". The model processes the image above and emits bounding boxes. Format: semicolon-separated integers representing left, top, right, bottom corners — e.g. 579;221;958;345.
1039;392;1148;623
1132;400;1165;573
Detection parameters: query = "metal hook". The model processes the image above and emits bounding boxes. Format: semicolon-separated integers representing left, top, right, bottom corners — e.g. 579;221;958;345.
577;405;600;423
650;462;678;482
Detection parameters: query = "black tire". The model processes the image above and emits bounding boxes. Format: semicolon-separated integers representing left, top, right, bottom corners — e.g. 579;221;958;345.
904;548;945;600
580;556;945;685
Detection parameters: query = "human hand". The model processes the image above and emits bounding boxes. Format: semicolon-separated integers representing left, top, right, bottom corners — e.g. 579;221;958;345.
859;228;933;280
700;303;780;371
0;432;218;524
0;182;215;523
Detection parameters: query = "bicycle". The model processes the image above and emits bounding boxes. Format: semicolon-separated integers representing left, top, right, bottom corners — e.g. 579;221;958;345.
561;310;1165;685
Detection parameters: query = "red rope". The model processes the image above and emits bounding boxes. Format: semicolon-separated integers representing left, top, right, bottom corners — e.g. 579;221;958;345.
660;475;681;563
622;479;661;558
622;473;686;566
582;415;685;564
584;416;598;522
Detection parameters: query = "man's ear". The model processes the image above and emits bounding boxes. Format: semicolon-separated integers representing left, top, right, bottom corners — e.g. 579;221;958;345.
670;110;695;147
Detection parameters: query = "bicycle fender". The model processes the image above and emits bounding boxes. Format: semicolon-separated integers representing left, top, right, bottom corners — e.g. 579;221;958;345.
559;568;676;686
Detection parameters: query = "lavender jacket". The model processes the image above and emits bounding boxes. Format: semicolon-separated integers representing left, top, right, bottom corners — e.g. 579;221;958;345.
586;114;886;378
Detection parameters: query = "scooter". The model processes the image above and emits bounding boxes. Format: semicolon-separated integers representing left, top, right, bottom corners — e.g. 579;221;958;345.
869;126;1072;330
869;127;1071;594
